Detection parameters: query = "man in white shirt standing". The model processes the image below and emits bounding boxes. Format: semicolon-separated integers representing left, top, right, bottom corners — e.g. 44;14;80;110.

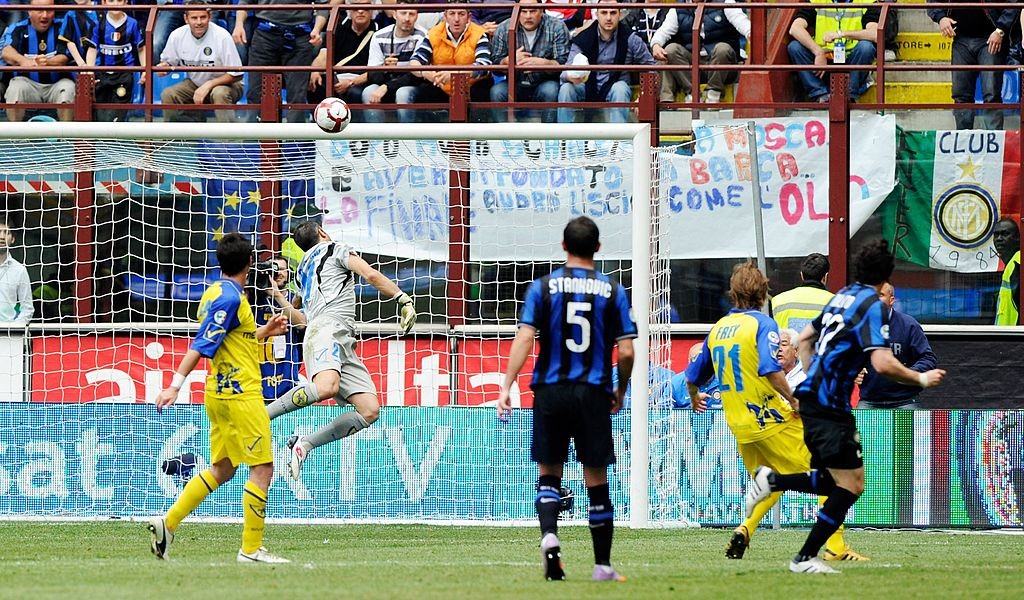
0;217;33;326
156;0;244;122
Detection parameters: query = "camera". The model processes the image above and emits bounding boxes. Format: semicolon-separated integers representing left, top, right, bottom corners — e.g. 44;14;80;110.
252;259;280;293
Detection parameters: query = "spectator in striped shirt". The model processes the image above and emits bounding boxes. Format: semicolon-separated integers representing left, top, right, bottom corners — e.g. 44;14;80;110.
2;0;75;122
410;7;492;110
58;0;98;67
361;0;427;123
490;0;569;123
84;0;145;122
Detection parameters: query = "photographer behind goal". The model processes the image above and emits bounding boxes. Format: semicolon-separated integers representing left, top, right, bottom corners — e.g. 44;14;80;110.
251;253;306;401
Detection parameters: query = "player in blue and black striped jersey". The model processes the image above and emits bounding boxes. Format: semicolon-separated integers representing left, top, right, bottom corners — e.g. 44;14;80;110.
83;0;144;121
498;216;636;583
744;240;945;574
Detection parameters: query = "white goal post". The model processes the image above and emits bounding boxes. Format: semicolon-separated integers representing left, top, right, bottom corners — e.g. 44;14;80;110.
0;121;681;527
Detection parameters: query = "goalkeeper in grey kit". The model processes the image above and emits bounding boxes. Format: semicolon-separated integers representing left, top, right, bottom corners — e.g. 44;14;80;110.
265;222;417;479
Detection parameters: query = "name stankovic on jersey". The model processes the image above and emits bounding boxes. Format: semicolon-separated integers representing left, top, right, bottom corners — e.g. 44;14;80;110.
548;276;613;298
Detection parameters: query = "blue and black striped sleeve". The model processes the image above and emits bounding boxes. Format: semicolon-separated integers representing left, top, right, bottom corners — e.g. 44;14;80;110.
612;283;637;340
518;278;543;330
473;32;491;65
411;36;433;65
859;299;889;351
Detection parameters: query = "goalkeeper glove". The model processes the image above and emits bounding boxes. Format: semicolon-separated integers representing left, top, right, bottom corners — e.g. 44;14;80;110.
394;292;416;334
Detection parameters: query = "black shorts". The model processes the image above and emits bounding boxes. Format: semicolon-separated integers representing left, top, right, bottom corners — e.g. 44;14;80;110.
531;382;616;468
801;412;863;470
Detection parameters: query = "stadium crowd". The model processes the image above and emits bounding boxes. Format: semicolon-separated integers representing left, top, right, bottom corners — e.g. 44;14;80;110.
0;0;966;123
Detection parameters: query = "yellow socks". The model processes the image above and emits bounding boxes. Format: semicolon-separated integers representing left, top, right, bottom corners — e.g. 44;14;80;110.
741;491;782;536
166;469;219;531
241;480;268;554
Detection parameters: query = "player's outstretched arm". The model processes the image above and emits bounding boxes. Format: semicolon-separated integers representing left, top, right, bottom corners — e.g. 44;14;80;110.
156;349;203;413
346;254;416;334
870;348;946;388
497;325;537;420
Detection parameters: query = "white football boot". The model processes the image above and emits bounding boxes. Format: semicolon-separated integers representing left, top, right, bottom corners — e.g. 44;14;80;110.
238;547;291;564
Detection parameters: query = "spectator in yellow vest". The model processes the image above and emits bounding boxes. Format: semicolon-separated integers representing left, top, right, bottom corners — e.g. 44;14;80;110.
994;218;1020;325
770;252;833;332
787;0;879;102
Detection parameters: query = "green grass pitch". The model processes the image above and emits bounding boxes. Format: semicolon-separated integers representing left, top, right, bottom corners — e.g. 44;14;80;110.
1;522;1022;599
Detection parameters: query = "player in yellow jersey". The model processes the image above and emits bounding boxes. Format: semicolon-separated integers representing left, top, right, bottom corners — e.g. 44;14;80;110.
148;232;290;563
684;261;864;561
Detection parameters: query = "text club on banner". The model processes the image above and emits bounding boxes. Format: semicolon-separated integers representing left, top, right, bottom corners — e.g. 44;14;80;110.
313;114;895;260
881;129;1021;273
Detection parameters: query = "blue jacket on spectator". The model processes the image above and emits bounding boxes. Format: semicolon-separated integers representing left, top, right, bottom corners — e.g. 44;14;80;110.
859;307;938;407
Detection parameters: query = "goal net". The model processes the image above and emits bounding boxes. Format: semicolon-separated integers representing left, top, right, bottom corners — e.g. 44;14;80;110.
0;122;687;526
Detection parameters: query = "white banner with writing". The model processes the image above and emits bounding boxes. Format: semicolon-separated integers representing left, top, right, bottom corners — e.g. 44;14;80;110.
314;113;895;261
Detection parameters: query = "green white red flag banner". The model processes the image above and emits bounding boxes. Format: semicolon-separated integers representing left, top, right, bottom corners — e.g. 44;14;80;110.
881;129;1021;273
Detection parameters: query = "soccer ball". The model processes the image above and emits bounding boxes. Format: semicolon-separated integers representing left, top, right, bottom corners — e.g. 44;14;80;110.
314;97;351;133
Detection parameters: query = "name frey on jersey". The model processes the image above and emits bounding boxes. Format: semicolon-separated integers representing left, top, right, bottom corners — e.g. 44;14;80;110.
548;276;613;298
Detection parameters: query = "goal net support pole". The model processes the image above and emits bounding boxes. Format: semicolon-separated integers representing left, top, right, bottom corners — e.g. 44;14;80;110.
629;126;652;529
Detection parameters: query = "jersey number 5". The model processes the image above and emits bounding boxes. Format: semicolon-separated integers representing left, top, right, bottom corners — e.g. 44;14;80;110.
566;301;592;353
